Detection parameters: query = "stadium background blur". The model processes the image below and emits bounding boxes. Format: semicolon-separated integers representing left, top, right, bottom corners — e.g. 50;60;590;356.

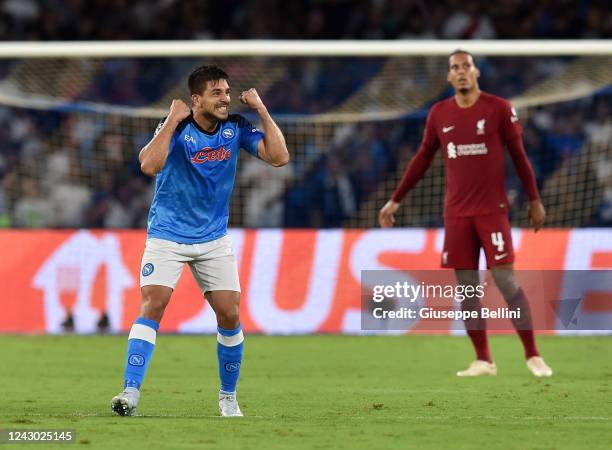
0;0;610;231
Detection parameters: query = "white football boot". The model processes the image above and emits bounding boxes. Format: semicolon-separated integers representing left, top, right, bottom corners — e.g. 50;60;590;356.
456;360;498;376
111;387;140;416
219;392;243;417
526;356;553;377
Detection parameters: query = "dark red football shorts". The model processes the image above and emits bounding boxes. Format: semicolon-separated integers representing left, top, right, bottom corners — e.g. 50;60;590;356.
441;214;515;269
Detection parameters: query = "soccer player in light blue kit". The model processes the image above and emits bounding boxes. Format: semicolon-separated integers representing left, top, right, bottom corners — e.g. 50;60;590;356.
111;65;289;417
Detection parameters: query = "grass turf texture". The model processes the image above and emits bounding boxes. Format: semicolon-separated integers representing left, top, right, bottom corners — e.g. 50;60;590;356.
1;335;611;450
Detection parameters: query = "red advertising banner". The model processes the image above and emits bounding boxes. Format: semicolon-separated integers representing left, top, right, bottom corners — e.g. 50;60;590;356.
0;229;610;334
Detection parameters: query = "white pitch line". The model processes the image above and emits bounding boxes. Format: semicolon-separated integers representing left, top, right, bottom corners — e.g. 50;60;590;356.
2;412;271;419
2;413;608;421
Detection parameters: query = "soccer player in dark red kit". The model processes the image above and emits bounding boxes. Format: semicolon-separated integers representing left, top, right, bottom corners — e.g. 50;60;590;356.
379;50;552;377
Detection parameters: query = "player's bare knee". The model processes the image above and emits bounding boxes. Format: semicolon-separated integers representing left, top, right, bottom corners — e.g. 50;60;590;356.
140;286;172;322
216;305;240;329
140;298;166;322
491;268;519;299
455;269;480;288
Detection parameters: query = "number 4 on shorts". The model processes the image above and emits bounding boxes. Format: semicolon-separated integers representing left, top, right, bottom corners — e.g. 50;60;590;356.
491;232;504;252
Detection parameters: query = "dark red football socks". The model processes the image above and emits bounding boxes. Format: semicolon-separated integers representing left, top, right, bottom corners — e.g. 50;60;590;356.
461;298;492;362
466;329;492;363
506;288;540;359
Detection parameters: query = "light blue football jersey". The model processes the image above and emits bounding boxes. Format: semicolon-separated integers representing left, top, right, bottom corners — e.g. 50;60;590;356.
146;114;263;244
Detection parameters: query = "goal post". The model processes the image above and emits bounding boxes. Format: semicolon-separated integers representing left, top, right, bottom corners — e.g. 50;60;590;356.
0;40;610;229
0;40;610;58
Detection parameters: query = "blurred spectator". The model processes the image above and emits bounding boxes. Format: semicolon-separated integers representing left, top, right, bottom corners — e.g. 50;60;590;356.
49;165;91;227
85;171;113;228
241;157;293;227
42;146;71;192
1;0;610;41
104;177;148;228
588;101;612;225
283;178;313;227
594;153;612;226
442;1;496;39
13;178;54;227
586;101;612;148
104;189;135;228
0;183;10;227
313;154;356;227
546;114;584;162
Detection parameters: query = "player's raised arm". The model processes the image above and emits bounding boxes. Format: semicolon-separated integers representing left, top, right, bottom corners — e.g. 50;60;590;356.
378;110;440;228
239;88;289;167
139;99;191;176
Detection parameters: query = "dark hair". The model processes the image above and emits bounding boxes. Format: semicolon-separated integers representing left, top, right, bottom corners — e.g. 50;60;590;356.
188;65;229;95
448;49;476;68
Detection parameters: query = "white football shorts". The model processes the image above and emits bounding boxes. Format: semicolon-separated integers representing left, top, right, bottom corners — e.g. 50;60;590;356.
139;235;240;293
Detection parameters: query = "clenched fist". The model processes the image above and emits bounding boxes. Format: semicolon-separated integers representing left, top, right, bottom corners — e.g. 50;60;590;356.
239;88;266;112
168;99;191;124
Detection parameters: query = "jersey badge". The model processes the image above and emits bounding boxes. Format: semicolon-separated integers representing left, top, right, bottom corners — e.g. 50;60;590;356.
476;119;486;135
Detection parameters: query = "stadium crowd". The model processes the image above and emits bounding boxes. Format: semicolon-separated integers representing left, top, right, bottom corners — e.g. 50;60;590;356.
0;86;609;229
0;0;609;229
1;0;610;41
279;93;611;228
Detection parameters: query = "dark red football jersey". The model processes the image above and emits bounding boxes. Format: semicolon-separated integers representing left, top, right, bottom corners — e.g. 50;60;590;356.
392;91;538;217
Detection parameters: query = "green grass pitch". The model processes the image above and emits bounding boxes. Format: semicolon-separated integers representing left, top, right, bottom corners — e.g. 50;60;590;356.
1;335;611;449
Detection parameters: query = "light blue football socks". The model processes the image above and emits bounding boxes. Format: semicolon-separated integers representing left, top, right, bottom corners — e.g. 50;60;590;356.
217;324;244;394
122;318;243;395
124;317;159;390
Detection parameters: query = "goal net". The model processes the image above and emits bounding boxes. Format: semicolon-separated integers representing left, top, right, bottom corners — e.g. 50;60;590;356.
0;41;610;229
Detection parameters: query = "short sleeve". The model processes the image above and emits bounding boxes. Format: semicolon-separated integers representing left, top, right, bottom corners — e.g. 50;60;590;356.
237;115;264;157
153;117;165;136
498;100;522;142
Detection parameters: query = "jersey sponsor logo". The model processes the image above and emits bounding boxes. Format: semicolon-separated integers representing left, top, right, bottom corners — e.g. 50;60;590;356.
184;134;196;144
447;142;488;158
457;143;488;155
191;146;232;164
476;119;486;135
222;128;235;139
224;361;241;373
142;263;154;276
128;354;145;366
494;253;508;261
442;126;455;133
